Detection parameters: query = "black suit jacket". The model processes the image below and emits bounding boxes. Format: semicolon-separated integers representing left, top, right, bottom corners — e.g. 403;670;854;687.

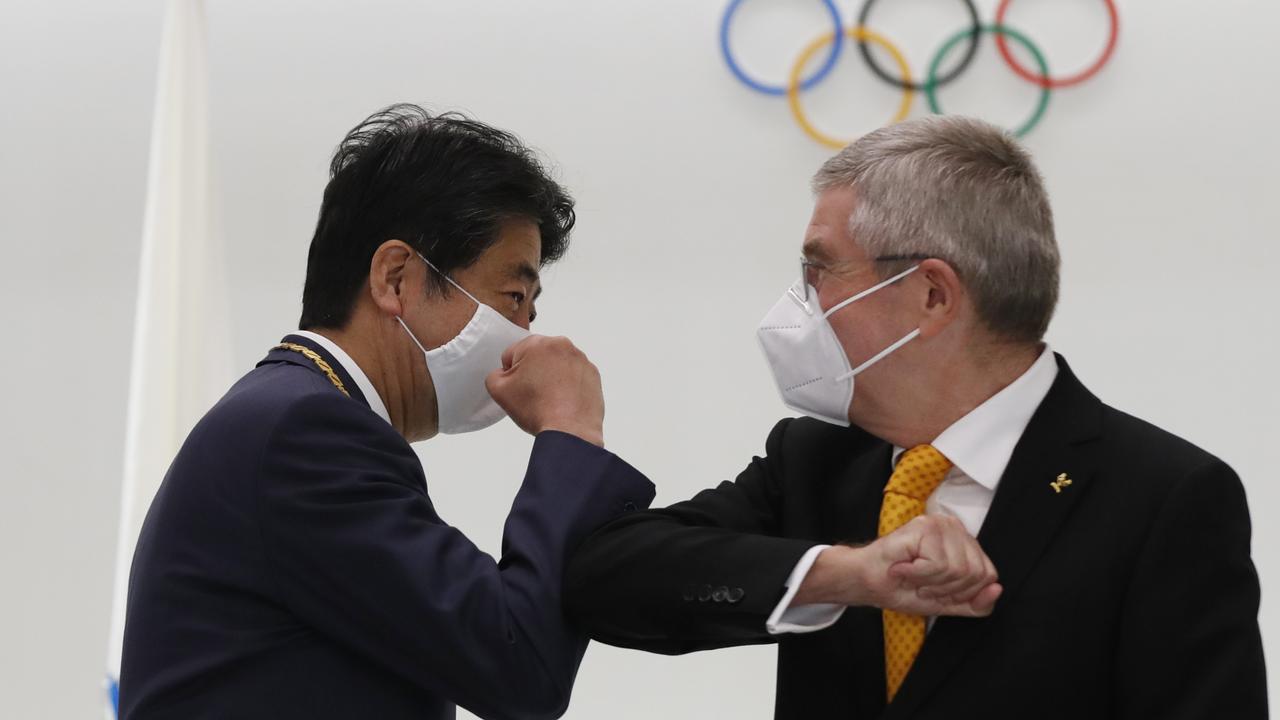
120;334;655;720
565;355;1266;719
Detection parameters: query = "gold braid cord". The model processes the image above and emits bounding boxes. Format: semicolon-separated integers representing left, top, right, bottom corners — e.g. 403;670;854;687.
274;342;350;397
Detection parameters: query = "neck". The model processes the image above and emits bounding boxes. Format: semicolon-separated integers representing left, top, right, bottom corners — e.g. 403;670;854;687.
308;310;430;441
857;341;1043;449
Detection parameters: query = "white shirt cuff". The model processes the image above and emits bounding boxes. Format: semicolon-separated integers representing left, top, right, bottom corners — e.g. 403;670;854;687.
765;544;846;635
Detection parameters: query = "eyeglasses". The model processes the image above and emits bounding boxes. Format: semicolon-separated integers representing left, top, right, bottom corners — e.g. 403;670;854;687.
792;253;933;304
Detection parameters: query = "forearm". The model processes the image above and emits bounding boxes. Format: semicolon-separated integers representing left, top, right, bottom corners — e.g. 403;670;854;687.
496;430;657;662
566;517;814;653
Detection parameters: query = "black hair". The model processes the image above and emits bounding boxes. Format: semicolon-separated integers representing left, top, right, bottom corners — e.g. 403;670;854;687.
298;103;575;329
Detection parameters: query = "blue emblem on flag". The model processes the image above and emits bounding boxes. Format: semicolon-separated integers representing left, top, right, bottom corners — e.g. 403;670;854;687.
107;674;120;718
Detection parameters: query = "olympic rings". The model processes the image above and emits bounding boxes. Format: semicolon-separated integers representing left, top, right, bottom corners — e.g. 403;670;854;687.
788;27;915;150
719;0;844;97
718;0;1119;146
995;0;1119;88
925;25;1050;138
857;0;981;93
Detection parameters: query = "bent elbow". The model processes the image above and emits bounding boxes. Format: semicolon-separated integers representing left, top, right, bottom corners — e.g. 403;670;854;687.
480;670;572;720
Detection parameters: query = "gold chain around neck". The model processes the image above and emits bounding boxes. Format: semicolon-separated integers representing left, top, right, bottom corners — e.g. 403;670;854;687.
274;342;350;397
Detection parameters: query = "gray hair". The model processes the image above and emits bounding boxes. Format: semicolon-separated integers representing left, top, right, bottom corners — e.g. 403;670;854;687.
812;115;1059;345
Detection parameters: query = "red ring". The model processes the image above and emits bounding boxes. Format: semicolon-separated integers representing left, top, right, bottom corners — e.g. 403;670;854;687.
994;0;1119;89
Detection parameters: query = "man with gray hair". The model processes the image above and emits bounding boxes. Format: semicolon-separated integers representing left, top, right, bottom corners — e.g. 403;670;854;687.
559;116;1267;718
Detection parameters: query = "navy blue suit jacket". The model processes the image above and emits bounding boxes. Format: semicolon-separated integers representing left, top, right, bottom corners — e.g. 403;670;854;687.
120;334;655;719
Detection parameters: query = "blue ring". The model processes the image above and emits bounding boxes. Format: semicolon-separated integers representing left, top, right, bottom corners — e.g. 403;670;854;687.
719;0;844;97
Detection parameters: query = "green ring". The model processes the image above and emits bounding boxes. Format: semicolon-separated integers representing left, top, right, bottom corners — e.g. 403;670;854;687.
924;24;1051;138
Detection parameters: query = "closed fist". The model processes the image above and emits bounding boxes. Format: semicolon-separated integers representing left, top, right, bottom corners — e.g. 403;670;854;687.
485;335;606;447
855;514;1002;617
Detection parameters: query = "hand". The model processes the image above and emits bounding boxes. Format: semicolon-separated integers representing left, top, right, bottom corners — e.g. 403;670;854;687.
857;515;1002;617
485;335;605;447
794;515;1002;617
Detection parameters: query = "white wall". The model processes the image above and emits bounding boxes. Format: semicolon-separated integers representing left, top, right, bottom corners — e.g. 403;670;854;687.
2;0;1277;717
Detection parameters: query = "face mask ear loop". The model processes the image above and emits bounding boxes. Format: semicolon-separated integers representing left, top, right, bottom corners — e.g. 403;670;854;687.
396;316;431;354
822;264;920;320
836;328;921;381
418;252;482;306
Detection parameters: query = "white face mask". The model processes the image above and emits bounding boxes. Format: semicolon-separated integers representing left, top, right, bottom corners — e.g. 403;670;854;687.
756;265;921;426
396;253;530;434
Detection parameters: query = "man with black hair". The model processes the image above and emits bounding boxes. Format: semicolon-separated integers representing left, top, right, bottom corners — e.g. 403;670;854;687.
117;104;657;720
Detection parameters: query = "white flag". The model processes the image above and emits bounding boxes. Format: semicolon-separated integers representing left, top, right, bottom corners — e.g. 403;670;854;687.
105;0;231;716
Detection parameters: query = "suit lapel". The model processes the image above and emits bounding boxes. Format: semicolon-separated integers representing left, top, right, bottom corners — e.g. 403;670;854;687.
824;443;893;719
881;355;1105;719
827;443;893;546
258;333;371;410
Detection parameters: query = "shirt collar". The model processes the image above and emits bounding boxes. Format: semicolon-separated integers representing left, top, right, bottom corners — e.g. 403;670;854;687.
294;330;392;426
893;345;1058;491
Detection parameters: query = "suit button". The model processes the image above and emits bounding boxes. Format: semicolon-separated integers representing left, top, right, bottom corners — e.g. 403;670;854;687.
727;587;745;603
698;584;712;602
712;586;728;602
681;584;695;602
622;501;637;512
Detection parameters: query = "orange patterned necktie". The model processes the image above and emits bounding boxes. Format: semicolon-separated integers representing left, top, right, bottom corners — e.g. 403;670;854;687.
879;444;954;702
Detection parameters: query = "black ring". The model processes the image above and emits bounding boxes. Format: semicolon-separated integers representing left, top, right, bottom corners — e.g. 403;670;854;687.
856;0;982;92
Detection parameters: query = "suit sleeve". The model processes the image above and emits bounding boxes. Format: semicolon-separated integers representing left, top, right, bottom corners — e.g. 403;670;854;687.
564;418;818;655
255;392;655;720
1113;458;1268;719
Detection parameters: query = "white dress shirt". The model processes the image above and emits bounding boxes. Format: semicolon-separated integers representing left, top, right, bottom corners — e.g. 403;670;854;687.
765;345;1059;634
294;330;392;426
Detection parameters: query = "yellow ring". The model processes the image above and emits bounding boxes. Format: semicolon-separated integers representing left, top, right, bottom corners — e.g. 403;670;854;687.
787;26;914;150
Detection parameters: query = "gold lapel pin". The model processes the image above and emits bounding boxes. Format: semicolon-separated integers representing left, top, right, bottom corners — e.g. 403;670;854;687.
1050;473;1073;494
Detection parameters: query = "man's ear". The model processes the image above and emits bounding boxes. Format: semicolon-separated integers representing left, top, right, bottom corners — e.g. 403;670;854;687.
369;239;416;318
916;258;965;339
